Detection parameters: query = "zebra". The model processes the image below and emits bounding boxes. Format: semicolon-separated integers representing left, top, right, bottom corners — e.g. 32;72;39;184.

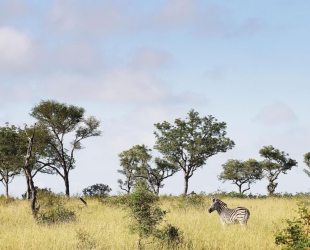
208;197;250;226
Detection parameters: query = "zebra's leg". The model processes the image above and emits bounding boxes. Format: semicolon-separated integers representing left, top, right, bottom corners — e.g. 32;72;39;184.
220;218;226;228
239;220;248;227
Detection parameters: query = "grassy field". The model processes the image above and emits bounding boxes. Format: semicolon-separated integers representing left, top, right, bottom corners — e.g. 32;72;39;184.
0;196;305;250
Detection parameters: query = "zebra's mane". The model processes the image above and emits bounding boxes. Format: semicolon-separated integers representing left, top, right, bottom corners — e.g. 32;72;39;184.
217;199;227;207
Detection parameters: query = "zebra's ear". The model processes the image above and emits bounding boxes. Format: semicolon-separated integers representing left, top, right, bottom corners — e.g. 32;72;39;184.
210;197;216;202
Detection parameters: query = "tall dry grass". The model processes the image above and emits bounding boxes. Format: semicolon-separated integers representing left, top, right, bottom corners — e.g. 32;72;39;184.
0;196;305;249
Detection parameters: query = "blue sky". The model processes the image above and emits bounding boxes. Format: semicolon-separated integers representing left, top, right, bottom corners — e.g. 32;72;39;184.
0;0;309;197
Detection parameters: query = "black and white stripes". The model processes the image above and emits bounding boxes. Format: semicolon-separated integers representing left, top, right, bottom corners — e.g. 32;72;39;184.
208;198;250;226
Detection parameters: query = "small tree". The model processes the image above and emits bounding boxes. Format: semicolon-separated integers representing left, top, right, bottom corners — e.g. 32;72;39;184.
0;123;23;198
118;145;178;195
218;159;263;194
118;145;147;194
125;186;166;249
275;202;310;249
82;183;111;198
30;100;101;197
21;124;52;200
154;109;235;195
137;157;179;195
259;145;297;196
303;152;310;178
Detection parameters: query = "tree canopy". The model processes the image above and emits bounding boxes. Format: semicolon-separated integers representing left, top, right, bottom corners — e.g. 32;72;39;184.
30;100;101;197
118;144;178;195
259;145;298;195
218;159;263;194
154;109;235;195
0;123;24;197
303;152;310;177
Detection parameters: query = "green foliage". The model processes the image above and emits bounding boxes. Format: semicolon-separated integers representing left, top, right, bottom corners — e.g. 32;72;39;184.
219;159;263;194
275;202;310;249
36;191;75;224
82;183;111;198
154;223;184;248
30;99;101;197
0;123;24;196
154;109;235;195
127;188;165;237
259;145;298;195
173;194;206;211
75;229;97;250
303;152;310;178
125;186;166;249
0;194;16;206
118;144;178;195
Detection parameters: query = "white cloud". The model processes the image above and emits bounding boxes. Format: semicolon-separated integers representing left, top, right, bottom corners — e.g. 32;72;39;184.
255;102;297;125
34;69;169;104
0;0;29;24
155;0;197;27
99;69;169;103
131;48;171;70
0;27;34;70
47;1;133;35
48;42;101;73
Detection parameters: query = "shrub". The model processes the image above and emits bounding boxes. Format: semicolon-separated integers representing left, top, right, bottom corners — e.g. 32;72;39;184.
275;201;310;249
154;223;183;248
125;186;166;249
36;191;76;224
0;194;16;205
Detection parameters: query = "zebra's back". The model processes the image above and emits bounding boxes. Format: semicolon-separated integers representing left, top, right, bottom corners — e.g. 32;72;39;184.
221;206;250;225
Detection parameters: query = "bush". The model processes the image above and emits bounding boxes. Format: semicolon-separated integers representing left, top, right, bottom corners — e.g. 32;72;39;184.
82;183;112;198
275;201;310;249
173;194;206;211
125;186;166;249
154;223;183;248
0;194;16;205
36;191;76;224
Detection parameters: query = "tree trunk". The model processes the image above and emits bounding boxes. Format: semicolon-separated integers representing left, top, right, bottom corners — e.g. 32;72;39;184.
183;173;189;196
28;175;38;217
238;184;242;194
64;175;70;197
5;182;9;198
267;181;278;196
155;184;160;195
25;174;31;199
242;183;251;194
4;172;9;198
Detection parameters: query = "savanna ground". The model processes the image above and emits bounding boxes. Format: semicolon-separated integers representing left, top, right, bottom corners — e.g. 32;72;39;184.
0;195;305;250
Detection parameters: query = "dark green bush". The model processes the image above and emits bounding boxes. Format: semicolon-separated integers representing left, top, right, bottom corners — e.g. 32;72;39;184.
154;223;183;248
275;202;310;249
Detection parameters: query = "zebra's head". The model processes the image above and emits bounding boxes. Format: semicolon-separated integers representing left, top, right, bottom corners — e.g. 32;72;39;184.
208;197;227;213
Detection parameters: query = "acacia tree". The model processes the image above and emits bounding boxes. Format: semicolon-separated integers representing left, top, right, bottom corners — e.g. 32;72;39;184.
154;109;235;195
137;157;179;195
118;144;178;195
118;145;146;194
303;152;310;177
218;159;263;194
21;124;52;200
259;145;297;196
0;123;23;198
30;100;101;197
